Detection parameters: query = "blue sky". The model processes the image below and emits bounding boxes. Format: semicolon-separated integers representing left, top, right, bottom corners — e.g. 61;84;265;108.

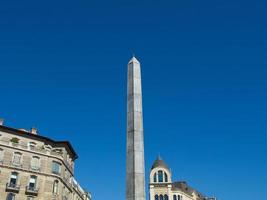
0;0;267;199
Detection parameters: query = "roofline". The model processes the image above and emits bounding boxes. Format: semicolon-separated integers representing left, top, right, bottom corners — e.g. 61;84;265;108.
0;125;78;160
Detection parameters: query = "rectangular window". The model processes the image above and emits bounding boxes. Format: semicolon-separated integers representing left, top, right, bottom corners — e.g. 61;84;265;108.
52;161;61;175
7;193;16;200
29;176;37;189
53;180;59;194
0;149;3;161
12;152;22;166
10;172;18;186
31;156;40;170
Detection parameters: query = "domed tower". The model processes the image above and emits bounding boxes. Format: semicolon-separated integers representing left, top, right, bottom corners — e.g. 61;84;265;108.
149;156;172;200
149;157;215;200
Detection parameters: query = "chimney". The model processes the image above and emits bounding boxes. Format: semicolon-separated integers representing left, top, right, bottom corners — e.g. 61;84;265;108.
31;127;38;135
0;118;3;125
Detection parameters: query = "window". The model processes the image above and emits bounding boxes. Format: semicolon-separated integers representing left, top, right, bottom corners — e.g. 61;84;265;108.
12;152;22;166
164;195;168;200
28;175;37;190
64;169;68;180
28;142;36;150
9;172;18;186
44;145;52;151
159;195;164;200
31;156;40;170
158;170;163;182
6;193;15;200
177;195;181;200
153;172;157;182
155;195;159;200
164;172;168;182
52;161;61;174
53;180;59;194
173;195;177;200
0;148;3;162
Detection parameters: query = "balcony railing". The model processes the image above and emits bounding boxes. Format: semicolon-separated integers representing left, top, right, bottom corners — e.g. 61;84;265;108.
25;186;39;195
6;183;20;192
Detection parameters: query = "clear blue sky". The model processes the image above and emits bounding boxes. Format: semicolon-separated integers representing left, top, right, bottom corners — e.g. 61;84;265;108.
0;0;266;200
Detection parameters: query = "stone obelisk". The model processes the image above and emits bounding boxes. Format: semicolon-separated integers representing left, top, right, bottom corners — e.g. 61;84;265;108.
126;56;146;200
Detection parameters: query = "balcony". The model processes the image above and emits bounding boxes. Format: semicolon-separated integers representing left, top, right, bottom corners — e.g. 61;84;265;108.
6;183;20;192
25;186;39;195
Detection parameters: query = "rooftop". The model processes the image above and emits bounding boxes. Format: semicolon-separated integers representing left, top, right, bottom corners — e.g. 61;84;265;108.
0;123;78;160
151;156;170;170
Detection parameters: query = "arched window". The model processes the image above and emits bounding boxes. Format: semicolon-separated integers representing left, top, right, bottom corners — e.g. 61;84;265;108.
53;180;59;194
158;170;163;182
155;195;159;200
12;152;22;166
164;172;168;182
153;172;157;182
9;172;18;186
159;195;164;200
177;195;180;200
31;156;40;170
6;193;15;200
164;195;168;200
173;195;177;200
28;175;37;190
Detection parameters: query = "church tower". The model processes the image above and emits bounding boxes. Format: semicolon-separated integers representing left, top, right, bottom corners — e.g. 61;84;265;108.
126;57;146;200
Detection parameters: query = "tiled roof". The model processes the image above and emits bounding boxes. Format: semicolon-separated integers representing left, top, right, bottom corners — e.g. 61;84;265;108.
172;181;206;200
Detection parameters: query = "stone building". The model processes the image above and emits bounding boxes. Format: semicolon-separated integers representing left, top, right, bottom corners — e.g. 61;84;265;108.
149;157;216;200
0;119;91;200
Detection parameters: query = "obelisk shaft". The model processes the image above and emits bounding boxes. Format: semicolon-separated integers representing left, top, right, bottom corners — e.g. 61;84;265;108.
126;57;146;200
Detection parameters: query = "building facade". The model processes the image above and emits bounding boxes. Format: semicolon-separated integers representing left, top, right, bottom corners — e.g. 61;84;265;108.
149;157;216;200
0;119;91;200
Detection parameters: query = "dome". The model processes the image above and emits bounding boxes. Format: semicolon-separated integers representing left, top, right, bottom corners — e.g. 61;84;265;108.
151;156;170;171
